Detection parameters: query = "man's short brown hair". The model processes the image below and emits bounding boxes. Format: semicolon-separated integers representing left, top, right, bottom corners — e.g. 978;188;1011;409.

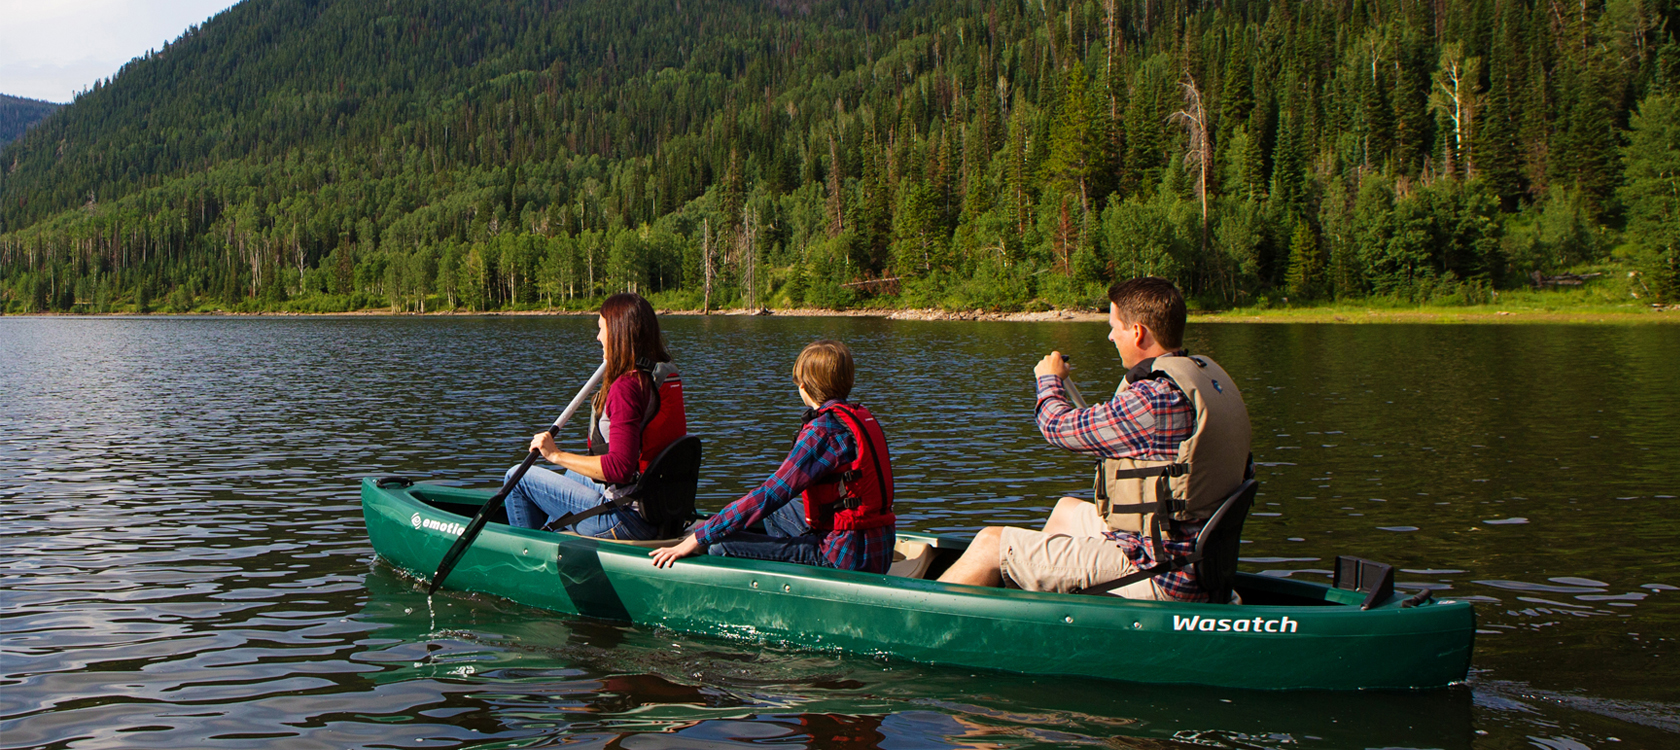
1108;277;1186;348
792;339;854;403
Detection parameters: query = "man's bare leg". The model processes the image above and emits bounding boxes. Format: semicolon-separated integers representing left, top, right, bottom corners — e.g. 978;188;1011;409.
935;526;1004;587
1041;497;1094;536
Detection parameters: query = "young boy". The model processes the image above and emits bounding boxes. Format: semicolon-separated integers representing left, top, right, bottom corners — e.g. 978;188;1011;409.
649;340;896;573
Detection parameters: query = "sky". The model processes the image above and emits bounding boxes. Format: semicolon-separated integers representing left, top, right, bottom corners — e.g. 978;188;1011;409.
1;0;239;103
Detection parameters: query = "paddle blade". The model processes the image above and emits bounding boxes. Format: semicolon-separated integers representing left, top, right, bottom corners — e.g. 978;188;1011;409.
429;362;603;595
427;505;498;595
427;448;540;594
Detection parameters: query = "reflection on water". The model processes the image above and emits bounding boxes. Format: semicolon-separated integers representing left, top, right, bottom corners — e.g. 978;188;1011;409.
354;568;1479;749
1;315;1676;749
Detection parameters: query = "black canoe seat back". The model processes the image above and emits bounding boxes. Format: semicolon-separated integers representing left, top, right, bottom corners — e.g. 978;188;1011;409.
1076;476;1257;601
1191;478;1257;604
541;435;702;539
625;435;702;539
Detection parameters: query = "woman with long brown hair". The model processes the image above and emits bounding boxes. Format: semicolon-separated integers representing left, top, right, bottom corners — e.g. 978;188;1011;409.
503;292;687;538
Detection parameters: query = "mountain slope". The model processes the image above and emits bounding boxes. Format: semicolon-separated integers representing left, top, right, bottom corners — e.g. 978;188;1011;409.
0;94;62;145
2;0;1677;313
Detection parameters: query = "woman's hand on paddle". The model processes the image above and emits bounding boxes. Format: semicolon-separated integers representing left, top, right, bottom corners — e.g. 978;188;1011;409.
529;432;561;463
1034;351;1070;379
649;535;702;568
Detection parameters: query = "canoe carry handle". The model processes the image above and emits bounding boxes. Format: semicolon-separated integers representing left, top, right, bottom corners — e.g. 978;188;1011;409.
1401;589;1434;608
376;476;414;489
1333;556;1395;610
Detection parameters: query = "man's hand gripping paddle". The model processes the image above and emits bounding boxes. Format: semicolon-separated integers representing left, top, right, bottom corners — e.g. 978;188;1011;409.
427;362;607;595
1060;354;1089;409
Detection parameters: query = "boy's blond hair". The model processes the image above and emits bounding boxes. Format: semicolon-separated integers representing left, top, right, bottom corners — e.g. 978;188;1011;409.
792;340;854;403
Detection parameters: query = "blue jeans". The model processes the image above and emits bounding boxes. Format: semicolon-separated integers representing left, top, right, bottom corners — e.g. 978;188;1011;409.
762;497;812;537
706;498;825;566
502;465;656;540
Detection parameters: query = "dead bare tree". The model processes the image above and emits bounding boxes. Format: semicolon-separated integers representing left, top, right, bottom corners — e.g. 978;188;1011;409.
702;217;713;314
1171;72;1212;259
827;132;844;237
1428;43;1483;178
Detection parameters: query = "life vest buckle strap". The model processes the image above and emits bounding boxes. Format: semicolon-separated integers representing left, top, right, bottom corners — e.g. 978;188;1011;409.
1110;463;1188;480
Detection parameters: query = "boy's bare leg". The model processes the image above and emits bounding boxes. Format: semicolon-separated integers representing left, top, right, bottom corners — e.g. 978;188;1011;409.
935;527;1004;588
1041;496;1095;536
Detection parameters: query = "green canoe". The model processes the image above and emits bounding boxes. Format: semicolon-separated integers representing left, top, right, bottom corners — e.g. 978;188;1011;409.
361;477;1475;691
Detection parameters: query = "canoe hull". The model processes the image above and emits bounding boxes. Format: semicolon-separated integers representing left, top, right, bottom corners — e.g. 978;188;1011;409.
362;478;1475;690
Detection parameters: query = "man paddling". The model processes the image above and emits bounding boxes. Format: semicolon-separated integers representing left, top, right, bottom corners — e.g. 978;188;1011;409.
937;277;1251;602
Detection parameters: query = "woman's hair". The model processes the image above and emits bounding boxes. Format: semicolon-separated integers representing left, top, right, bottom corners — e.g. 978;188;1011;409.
594;292;671;410
792;340;854;404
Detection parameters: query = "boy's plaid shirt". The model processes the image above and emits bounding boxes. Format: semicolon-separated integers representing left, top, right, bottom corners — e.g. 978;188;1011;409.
693;404;894;573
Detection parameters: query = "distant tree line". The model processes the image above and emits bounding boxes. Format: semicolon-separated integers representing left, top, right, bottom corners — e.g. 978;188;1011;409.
2;0;1677;314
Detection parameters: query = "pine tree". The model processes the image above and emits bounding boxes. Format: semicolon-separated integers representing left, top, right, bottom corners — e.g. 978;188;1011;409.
1618;94;1680;302
1550;61;1622;216
1269;104;1307;223
1477;8;1526;209
1391;35;1434;176
1284;218;1323;300
1044;63;1097;215
1218;37;1254;143
1358;31;1395;170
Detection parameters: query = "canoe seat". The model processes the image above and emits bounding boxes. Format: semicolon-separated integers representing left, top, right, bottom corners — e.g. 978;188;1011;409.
1191;478;1258;603
1078;476;1257;603
541;435;702;538
888;539;936;579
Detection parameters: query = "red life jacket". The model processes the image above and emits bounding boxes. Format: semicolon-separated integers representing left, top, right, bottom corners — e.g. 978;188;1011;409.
636;363;686;474
588;362;687;477
801;402;895;532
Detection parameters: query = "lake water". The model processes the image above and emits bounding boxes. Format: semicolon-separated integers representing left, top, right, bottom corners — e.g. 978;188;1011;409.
2;315;1676;749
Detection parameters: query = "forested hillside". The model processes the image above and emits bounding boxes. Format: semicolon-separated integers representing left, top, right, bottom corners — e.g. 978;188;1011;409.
0;95;63;146
2;0;1677;314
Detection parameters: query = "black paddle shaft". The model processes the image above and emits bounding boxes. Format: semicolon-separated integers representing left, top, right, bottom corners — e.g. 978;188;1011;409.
426;362;605;595
426;426;558;595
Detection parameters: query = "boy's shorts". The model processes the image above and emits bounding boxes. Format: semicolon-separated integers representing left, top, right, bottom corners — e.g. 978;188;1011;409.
996;500;1166;600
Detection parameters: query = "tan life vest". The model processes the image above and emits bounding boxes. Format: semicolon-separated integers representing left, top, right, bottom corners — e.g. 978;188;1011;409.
1095;354;1251;534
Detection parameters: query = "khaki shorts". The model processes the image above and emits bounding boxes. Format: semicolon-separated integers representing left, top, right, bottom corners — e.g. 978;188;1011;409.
997;501;1166;600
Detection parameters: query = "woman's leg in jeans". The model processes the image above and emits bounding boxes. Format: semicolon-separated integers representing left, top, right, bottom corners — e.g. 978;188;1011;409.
502;466;658;540
706;532;825;566
570;498;658;540
503;465;604;528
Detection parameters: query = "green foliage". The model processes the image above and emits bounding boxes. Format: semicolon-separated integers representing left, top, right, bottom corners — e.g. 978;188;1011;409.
1505;186;1607;276
1;0;1675;313
1617;93;1680;302
1102;189;1190;287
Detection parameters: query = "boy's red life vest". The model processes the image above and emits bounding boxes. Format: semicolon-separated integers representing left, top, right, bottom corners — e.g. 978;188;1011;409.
588;362;688;478
801;403;895;532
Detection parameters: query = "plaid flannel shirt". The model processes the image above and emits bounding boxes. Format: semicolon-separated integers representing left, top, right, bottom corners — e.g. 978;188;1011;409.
1036;362;1210;601
693;404;895;573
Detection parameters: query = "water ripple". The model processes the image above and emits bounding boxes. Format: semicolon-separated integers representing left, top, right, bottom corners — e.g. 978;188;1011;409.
2;316;1677;749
